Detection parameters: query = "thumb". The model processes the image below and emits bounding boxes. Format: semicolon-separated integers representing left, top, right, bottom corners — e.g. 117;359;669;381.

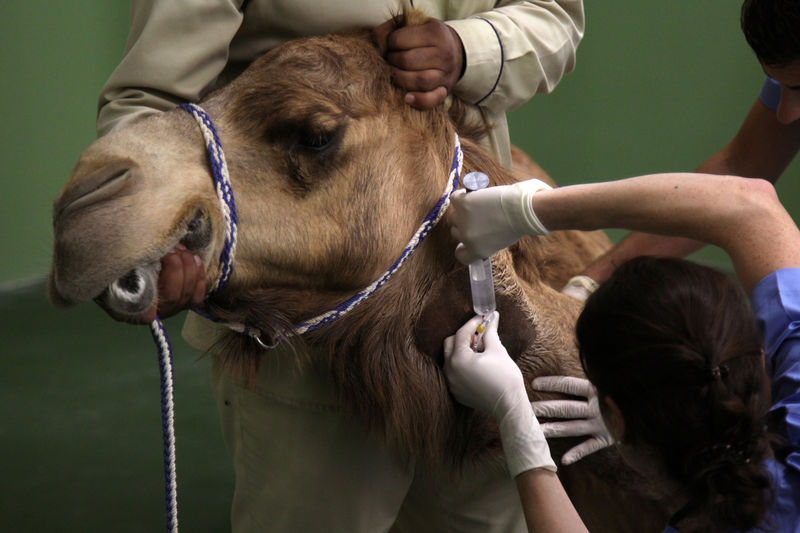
454;242;480;265
481;311;501;347
443;335;455;360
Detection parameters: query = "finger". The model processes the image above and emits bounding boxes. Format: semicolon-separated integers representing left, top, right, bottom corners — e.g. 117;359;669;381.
561;437;610;466
483;310;500;337
371;18;398;56
386;46;445;72
391;67;443;93
454;243;480;265
450;226;463;243
532;376;594;398
539;419;595;439
532;399;590;419
454;314;487;345
158;250;186;307
178;248;198;303
190;254;206;307
386;23;437;51
443;335;455;361
405;87;448;110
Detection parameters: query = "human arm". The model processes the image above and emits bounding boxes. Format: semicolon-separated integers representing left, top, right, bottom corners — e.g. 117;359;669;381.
578;90;800;286
451;173;800;293
96;0;246;136
445;1;584;113
371;1;584;111
443;313;589;533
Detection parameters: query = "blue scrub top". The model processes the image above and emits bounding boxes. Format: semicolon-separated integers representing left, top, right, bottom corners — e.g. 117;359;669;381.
664;268;800;532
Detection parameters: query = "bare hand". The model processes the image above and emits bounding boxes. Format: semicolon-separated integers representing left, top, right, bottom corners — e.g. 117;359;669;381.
135;244;206;323
373;17;464;109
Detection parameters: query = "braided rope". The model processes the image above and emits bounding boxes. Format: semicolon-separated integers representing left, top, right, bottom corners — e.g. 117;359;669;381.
149;318;179;533
178;103;238;295
293;134;463;334
142;103;239;533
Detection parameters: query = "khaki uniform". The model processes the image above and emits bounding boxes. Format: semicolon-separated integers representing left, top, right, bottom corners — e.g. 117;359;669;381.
101;1;585;530
97;0;584;168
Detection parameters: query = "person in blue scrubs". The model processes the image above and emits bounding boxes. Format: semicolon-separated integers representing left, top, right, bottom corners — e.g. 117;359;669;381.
444;172;800;532
575;0;800;289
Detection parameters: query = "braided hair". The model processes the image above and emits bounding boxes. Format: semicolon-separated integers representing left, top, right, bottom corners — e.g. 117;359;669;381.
577;257;773;532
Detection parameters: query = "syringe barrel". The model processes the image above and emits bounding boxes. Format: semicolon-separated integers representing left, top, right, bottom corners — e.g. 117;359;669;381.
462;171;497;316
469;257;496;316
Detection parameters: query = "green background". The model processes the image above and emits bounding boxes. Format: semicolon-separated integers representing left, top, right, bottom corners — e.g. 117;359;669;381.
2;2;798;532
3;2;799;286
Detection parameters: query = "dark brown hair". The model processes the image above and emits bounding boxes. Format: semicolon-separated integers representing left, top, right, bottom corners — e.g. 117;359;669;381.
741;0;800;67
577;256;773;532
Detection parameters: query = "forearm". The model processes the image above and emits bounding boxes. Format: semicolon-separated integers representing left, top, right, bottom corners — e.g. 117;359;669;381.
97;0;244;136
534;173;800;292
696;99;800;182
447;0;584;110
515;469;589;533
580;231;703;284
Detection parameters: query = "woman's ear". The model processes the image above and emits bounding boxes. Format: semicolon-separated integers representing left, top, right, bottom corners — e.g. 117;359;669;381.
601;395;626;443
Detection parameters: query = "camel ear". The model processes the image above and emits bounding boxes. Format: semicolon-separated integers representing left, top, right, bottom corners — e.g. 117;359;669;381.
413;264;537;365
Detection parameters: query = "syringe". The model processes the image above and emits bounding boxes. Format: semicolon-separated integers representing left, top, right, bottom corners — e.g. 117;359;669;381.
462;172;496;350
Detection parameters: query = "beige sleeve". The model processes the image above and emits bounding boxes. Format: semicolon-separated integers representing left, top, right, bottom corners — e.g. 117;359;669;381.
96;0;245;137
445;0;584;113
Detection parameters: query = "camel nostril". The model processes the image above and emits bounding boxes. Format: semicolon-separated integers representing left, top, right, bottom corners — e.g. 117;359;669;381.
54;161;137;219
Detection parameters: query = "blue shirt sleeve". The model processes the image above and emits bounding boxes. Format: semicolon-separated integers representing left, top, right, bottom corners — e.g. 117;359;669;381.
758;77;781;112
751;269;800;472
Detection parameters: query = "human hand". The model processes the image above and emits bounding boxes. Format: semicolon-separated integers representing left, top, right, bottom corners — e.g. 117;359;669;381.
134;244;206;324
450;179;552;265
531;376;614;465
444;312;556;475
560;275;599;303
373;17;464;109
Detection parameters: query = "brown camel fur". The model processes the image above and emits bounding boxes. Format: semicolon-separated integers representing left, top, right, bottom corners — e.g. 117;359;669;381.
49;11;673;532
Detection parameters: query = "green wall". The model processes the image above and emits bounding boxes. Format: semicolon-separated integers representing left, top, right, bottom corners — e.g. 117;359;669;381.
2;1;798;283
0;2;128;284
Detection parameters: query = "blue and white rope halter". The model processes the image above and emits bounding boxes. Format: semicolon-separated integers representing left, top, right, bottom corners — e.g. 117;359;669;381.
148;102;463;532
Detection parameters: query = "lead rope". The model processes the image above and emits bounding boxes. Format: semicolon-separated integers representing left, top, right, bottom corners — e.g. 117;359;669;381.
145;103;239;533
149;317;178;533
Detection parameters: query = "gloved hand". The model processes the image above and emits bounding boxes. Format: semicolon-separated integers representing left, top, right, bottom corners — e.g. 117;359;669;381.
560;275;600;303
444;312;556;476
531;376;614;465
450;179;552;265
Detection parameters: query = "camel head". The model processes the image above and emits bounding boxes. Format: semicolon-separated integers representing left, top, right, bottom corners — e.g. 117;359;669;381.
50;10;624;475
49;22;461;327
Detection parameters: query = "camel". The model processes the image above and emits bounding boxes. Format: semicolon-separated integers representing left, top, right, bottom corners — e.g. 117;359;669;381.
48;11;673;532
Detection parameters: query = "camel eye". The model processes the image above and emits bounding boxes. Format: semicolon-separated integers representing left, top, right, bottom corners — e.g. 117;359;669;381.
298;129;334;151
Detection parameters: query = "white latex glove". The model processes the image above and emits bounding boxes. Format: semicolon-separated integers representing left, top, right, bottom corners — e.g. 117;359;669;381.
531;376;614;465
450;179;552;265
444;312;556;476
560;275;600;303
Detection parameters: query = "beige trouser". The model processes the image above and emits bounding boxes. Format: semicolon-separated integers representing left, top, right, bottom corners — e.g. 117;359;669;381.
185;313;526;533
